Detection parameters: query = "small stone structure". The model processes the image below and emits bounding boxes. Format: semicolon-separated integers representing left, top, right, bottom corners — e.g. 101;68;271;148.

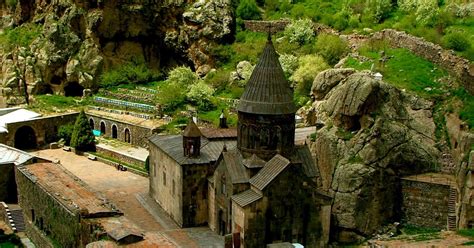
401;173;455;230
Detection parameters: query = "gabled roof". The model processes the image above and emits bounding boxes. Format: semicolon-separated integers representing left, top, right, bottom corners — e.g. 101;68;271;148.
221;150;249;184
242;154;266;169
0;108;41;133
293;145;319;178
0;144;34;165
200;128;237;140
183;119;202;137
249;154;291;191
237;39;296;115
231;189;263;207
148;134;236;165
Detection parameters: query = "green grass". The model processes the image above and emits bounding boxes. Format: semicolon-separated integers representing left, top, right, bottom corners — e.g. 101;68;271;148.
0;23;42;49
458;229;474;238
28;95;90;113
401;224;440;235
0;241;17;248
463;241;474;246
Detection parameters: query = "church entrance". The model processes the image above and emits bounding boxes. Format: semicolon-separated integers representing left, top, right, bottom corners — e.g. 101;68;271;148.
14;126;37;150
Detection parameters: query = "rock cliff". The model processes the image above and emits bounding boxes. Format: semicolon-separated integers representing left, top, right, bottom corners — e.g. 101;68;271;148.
0;0;234;106
308;68;440;243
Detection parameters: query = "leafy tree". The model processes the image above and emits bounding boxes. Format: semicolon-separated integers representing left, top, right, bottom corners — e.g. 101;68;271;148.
315;34;349;65
291;54;329;96
278;53;299;79
70;110;95;152
364;0;392;23
166;66;198;86
415;0;439;26
237;0;262;20
58;124;75;146
186;81;215;110
283;18;314;45
157;81;187;112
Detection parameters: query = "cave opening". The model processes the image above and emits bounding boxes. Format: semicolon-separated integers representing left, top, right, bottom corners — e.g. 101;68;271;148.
64;82;84;97
50;75;62;85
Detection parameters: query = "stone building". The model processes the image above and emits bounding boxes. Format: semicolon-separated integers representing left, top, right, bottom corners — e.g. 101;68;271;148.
148;37;331;247
16;162;143;247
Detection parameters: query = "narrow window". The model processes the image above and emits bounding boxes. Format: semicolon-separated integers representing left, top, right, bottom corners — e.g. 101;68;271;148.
172;180;176;196
163;172;166;186
221;175;226;195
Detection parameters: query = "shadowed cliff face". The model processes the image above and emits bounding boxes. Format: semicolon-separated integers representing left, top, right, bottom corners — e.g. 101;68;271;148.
0;0;234;106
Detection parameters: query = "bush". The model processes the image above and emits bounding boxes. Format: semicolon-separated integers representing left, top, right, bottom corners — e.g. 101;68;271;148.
58;124;75;146
0;23;42;49
186;81;215;111
100;61;161;88
278;53;299;79
237;0;262;20
315;34;349;65
443;31;471;52
283;18;314;45
364;0;392;23
6;0;17;8
157;82;187;112
70;110;95;152
291;54;329;96
166;66;198;86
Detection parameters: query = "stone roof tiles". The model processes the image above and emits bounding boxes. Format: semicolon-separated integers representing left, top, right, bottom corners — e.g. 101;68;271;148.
0;144;34;165
200;128;237;140
249;154;290;191
231;189;263;207
183;119;202;137
237;40;296;115
222;150;249;184
242;154;266;169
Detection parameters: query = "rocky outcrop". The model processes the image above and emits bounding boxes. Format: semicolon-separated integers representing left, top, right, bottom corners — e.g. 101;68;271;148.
308;69;440;243
0;0;234;107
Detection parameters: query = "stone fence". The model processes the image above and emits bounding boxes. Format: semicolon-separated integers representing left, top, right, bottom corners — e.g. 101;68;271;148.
372;29;474;95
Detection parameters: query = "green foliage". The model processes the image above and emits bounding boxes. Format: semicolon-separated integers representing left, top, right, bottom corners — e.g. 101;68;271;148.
336;128;355;140
29;95;89;114
402;224;440;235
458;229;474;238
309;132;317;141
315;34;349;65
283;18;314;45
364;0;392;23
348;155;364;163
157;81;187;113
291;54;329;96
100;61;161;88
166;66;198;86
70;110;95;152
6;0;17;8
0;230;23;248
278;53;299;78
237;0;262;20
186;81;216;111
58;124;75;146
0;23;42;49
443;31;471;51
452;88;474;129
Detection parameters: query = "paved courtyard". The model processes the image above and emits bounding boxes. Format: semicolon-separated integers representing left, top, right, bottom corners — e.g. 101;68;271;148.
32;149;224;247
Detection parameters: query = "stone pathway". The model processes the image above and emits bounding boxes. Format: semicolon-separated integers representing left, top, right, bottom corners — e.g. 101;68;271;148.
31;149;223;247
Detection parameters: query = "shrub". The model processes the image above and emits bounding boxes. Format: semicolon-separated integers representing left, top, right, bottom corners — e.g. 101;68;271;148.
236;0;261;20
315;34;349;65
166;66;198;86
186;81;215;110
6;0;17;8
100;62;161;88
70;110;95;152
283;18;314;45
0;23;42;49
278;53;299;79
157;82;187;112
291;54;329;96
58;124;75;146
333;8;351;31
364;0;392;23
415;0;439;26
443;31;471;52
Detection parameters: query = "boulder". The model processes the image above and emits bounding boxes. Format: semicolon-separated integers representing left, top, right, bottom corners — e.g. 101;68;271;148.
311;68;355;100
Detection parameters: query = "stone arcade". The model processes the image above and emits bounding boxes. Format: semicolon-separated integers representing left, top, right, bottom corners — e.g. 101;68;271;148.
148;37;332;247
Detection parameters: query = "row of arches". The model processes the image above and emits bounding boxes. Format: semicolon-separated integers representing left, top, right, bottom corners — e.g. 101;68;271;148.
89;118;131;143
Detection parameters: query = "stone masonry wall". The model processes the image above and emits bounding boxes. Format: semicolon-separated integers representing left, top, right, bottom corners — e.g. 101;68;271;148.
95;146;146;170
373;29;474;95
401;179;450;229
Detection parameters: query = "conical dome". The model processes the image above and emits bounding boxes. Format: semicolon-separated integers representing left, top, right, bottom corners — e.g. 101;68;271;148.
237;39;296;115
183;119;202;137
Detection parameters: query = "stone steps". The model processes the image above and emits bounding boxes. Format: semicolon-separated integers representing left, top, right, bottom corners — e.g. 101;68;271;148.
447;187;457;231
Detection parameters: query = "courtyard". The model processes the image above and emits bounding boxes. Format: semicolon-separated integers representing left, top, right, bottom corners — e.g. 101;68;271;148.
32;149;224;247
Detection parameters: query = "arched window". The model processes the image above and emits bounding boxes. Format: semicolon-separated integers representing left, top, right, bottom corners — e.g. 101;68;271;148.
221;175;226;195
100;121;106;135
124;128;131;143
89;118;95;130
112;125;118;139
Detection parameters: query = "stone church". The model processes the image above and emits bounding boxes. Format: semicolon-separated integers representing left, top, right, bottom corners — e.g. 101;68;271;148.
148;37;331;247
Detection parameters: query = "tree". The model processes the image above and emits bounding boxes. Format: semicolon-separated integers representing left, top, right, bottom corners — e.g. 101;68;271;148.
237;0;262;20
166;66;198;86
58;124;74;146
186;81;215;111
279;53;299;79
283;18;314;45
291;54;329;96
70;110;95;152
315;34;349;65
364;0;392;24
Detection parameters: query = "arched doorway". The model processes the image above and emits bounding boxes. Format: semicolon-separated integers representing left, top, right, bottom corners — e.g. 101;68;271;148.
89;118;95;130
14;126;37;150
64;82;84;97
112;125;118;139
124;128;131;143
100;122;106;135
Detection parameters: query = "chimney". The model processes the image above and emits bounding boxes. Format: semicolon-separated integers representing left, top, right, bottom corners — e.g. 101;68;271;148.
219;110;228;128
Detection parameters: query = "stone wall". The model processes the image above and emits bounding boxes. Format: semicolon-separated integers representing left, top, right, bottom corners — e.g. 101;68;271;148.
95;146;146;170
3;113;78;148
401;179;450;229
0;163;16;203
87;114;155;148
373;29;474;95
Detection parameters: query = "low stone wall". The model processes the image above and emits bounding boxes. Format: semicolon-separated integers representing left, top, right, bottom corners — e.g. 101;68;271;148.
373;29;474;95
95;146;145;169
25;222;54;248
401;179;450;229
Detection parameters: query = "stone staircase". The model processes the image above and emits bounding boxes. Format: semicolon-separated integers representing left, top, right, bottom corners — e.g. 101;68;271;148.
1;203;25;233
448;186;457;231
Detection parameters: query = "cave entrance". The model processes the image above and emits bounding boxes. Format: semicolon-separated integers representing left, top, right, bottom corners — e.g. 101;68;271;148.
64;82;84;97
14;126;37;150
50;75;62;85
112;125;118;139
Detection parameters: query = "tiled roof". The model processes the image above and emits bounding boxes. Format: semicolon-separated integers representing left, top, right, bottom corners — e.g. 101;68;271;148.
18;163;121;217
222;150;249;184
249;154;290;191
237;40;296;115
0;144;34;165
200;128;237;140
148;134;236;165
242;154;266;169
231;189;262;207
294;145;318;178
